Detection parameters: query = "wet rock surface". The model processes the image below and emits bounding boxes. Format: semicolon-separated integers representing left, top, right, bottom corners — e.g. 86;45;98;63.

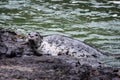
0;29;34;58
0;56;120;80
0;29;120;80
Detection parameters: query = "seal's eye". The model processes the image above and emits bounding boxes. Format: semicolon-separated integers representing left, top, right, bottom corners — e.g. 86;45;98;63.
28;33;30;35
35;34;38;36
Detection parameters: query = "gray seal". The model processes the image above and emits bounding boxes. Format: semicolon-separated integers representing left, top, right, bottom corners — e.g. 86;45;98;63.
27;32;104;58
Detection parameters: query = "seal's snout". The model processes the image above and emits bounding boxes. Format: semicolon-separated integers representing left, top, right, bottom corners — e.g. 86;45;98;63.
30;35;34;38
28;33;33;38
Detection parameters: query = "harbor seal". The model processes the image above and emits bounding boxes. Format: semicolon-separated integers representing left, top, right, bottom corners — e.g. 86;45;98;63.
27;32;104;58
27;32;43;56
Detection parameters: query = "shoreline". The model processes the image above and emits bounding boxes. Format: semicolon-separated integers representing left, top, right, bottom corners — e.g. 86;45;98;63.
0;29;120;80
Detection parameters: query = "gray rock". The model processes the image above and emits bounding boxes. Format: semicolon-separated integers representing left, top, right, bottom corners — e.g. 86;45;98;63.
0;30;34;57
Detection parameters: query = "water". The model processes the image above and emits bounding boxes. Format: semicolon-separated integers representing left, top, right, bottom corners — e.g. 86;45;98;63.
0;0;120;66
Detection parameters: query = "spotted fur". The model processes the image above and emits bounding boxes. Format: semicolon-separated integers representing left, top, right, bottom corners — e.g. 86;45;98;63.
27;32;104;58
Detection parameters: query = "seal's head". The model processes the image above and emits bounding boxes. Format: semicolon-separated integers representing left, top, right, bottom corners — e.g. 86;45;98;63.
27;32;42;47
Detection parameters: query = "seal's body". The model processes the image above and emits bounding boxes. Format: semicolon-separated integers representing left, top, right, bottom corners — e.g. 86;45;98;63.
27;32;104;58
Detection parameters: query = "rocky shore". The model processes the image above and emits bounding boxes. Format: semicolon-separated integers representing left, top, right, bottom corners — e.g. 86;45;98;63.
0;29;120;80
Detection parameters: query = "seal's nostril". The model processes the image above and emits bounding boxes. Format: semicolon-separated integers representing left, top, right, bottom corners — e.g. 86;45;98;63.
31;36;34;38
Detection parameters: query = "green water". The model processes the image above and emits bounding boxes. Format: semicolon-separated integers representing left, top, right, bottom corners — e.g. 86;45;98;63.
0;0;120;63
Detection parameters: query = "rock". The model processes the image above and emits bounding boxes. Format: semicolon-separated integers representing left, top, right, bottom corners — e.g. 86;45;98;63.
0;42;7;57
0;30;107;67
0;30;34;58
0;55;119;80
0;30;120;80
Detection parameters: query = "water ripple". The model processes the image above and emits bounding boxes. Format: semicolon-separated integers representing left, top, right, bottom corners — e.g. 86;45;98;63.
0;0;120;56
